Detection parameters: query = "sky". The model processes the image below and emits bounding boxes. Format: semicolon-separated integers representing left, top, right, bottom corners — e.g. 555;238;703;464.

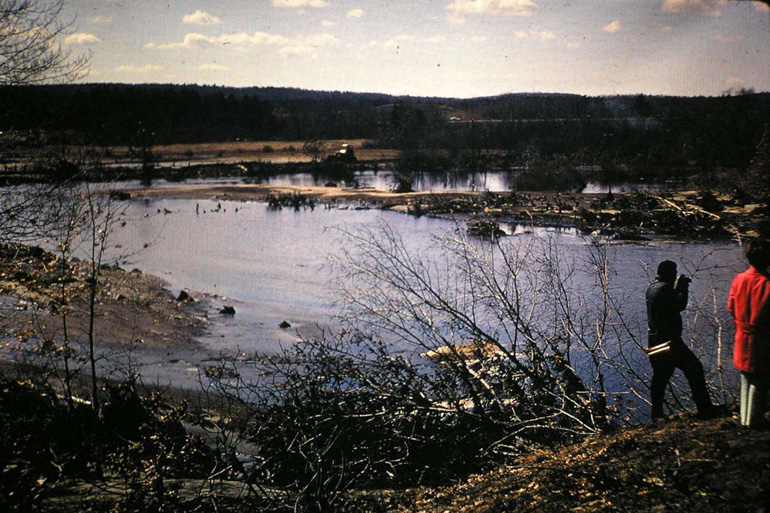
60;0;770;98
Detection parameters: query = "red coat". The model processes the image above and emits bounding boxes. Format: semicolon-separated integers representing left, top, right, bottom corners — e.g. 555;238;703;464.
728;266;770;373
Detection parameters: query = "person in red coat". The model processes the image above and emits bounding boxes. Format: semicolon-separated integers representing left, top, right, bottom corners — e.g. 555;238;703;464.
728;239;770;429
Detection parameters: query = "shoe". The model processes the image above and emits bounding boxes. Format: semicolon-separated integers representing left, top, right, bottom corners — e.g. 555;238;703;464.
695;405;729;420
742;419;770;430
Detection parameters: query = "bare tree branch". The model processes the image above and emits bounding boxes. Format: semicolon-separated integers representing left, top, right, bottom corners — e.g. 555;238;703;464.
0;0;90;86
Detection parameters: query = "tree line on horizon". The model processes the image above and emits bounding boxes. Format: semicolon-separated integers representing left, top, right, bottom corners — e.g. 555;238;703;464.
1;83;768;177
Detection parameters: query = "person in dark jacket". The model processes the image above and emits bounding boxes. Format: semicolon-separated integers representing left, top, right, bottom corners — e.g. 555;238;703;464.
728;239;770;428
646;260;714;421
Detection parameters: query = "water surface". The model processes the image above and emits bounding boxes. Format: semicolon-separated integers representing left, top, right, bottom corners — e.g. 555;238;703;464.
45;196;745;400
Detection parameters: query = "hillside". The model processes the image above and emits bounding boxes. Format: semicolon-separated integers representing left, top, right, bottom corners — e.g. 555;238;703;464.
353;412;769;513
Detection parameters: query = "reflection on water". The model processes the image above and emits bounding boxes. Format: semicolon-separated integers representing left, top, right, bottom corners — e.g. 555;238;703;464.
113;172;676;195
113;170;517;192
107;169;679;195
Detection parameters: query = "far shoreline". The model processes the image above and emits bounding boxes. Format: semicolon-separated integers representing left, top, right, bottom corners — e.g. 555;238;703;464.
121;183;762;242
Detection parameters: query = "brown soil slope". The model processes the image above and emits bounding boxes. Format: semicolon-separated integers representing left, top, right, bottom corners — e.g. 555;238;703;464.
359;413;768;513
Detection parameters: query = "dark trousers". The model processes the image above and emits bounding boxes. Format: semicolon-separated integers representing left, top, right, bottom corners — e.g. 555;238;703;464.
650;339;713;419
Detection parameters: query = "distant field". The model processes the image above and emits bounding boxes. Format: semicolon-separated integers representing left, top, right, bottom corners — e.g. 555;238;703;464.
94;139;400;165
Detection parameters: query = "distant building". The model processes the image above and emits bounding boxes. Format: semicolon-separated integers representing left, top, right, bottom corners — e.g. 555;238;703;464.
335;143;356;162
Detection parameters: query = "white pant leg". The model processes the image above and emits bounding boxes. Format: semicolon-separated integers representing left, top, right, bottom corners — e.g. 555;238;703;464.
741;372;769;428
740;373;750;426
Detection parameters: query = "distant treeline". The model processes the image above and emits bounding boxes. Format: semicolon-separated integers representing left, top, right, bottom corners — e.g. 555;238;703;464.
1;83;768;172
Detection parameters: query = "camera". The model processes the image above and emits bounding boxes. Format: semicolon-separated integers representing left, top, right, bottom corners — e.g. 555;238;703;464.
678;275;691;284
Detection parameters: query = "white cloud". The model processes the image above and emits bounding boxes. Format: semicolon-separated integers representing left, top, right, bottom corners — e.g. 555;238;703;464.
64;33;101;45
278;34;338;56
602;20;622;33
423;35;447;44
278;46;317;57
347;8;365;18
446;0;538;17
321;20;336;27
446;12;466;24
147;32;295;50
661;0;726;16
567;42;581;48
272;0;328;8
223;32;292;47
513;29;556;40
147;30;337;57
87;15;112;24
304;33;338;46
198;64;230;71
374;34;451;50
470;35;488;42
183;10;222;26
115;64;163;74
714;33;744;43
149;33;217;50
384;34;416;48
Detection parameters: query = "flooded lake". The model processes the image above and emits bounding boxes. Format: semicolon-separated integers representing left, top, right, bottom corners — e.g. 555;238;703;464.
112;199;446;352
80;197;743;393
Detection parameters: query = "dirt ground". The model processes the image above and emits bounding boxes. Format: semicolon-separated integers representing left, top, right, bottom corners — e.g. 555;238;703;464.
351;411;769;513
0;243;205;351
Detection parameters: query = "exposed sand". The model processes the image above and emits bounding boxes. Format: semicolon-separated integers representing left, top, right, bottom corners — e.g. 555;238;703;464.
125;183;480;204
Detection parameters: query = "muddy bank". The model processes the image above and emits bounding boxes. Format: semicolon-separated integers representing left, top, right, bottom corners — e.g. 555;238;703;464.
124;184;768;241
1;243;206;351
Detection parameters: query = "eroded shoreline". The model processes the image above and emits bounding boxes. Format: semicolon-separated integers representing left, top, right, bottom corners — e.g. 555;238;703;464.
1;242;206;352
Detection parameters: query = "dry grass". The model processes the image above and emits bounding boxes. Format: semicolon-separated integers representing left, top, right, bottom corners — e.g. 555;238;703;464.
82;139;399;164
352;412;769;513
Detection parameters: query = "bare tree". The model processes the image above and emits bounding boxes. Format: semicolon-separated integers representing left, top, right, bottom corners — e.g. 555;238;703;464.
302;139;327;164
0;0;89;86
190;221;740;511
1;0;91;243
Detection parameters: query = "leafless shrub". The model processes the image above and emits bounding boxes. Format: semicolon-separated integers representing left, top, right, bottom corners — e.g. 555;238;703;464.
0;0;90;86
201;222;734;510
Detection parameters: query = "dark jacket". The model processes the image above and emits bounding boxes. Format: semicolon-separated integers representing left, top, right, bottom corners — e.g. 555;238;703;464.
646;277;688;346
